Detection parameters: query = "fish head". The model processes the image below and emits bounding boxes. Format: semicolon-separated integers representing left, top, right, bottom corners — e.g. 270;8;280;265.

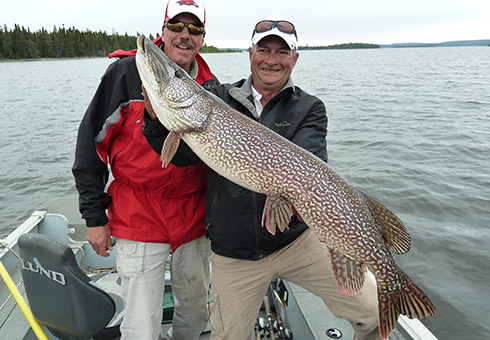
136;35;212;133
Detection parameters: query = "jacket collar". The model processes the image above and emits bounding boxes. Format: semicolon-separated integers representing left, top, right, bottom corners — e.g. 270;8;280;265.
229;75;295;118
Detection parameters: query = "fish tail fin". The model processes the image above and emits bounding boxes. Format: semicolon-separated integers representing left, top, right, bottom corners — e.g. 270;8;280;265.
377;271;436;339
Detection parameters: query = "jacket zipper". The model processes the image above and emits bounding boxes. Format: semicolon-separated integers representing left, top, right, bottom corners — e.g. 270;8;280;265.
252;191;264;259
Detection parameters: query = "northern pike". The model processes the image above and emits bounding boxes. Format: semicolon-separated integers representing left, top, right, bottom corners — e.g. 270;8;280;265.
135;35;435;339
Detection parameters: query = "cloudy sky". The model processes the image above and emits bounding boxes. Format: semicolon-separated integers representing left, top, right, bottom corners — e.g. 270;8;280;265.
3;0;489;48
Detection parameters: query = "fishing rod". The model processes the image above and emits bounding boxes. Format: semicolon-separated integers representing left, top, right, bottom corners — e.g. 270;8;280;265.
0;259;48;340
255;286;292;340
263;291;277;340
274;311;292;340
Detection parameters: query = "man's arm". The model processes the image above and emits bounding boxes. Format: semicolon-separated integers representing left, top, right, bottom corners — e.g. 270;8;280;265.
291;98;328;162
72;60;133;255
72;81;114;229
73;85;114;256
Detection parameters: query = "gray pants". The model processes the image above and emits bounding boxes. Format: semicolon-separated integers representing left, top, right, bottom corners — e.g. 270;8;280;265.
115;236;211;340
209;229;380;340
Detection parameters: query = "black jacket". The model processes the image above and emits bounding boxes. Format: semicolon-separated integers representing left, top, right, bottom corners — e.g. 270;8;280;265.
143;75;328;260
207;76;328;260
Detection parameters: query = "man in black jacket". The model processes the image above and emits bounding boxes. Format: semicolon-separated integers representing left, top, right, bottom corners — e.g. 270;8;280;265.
144;16;380;340
206;17;381;340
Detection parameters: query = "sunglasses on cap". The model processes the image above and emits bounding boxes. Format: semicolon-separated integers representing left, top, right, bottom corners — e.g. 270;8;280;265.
165;20;205;35
253;20;297;38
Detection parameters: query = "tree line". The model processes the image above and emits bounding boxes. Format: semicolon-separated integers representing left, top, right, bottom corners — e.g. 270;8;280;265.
0;24;237;60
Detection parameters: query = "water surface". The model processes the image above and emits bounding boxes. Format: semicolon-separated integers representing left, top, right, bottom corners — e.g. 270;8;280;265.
1;47;489;339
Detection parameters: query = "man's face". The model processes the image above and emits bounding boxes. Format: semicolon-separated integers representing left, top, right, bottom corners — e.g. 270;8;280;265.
162;13;205;73
249;35;299;93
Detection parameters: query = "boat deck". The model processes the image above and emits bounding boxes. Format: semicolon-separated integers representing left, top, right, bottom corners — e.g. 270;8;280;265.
1;200;437;340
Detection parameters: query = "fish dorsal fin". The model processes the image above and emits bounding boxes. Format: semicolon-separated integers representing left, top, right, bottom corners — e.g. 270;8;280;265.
328;248;366;295
364;194;411;254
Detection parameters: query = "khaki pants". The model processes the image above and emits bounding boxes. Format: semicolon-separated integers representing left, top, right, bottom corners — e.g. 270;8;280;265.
209;229;380;340
116;236;211;340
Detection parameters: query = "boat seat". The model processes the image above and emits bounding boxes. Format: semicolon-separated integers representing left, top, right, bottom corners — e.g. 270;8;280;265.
18;234;122;340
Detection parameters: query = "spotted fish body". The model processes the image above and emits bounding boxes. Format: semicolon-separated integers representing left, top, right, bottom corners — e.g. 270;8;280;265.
135;35;435;339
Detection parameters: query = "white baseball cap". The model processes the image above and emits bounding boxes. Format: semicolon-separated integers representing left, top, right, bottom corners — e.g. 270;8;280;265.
251;16;298;49
165;0;206;26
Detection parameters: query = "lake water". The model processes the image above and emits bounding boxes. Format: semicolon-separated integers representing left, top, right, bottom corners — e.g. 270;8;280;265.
1;47;489;339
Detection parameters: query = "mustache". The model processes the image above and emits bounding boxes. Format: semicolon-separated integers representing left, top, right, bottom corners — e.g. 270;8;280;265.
173;39;195;49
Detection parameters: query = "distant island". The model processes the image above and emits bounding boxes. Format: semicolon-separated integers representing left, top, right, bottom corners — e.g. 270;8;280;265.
380;40;490;48
299;43;380;50
298;40;490;50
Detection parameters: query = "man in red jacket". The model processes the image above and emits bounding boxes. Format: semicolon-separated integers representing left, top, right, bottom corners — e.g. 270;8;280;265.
72;1;217;339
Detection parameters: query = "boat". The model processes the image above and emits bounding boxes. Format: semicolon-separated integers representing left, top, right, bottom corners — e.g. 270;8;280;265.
0;199;437;340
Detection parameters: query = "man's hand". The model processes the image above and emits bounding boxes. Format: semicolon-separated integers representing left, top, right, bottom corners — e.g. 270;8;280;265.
142;84;158;121
86;223;113;257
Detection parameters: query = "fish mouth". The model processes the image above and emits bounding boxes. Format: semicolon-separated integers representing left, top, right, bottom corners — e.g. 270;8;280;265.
137;35;148;55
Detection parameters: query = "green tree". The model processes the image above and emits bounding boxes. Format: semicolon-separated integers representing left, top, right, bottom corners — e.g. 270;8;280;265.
0;24;230;60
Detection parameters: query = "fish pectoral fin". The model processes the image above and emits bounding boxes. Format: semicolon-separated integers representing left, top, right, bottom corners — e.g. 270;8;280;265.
365;194;411;254
261;196;293;235
160;131;181;167
328;248;366;296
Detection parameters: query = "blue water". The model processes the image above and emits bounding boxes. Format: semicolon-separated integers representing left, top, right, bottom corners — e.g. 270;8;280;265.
1;47;489;339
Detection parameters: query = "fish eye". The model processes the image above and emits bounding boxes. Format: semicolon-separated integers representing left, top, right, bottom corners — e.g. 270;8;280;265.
175;70;184;79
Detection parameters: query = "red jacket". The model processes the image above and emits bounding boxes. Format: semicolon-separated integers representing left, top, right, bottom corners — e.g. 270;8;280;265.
73;37;218;250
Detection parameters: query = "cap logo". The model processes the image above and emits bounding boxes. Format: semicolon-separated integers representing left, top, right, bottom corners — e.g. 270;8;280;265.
177;0;199;7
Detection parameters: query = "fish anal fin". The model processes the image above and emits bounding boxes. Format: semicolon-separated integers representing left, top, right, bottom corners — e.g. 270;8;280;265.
328;248;366;296
262;196;293;235
160;131;180;167
365;194;411;254
377;269;436;340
